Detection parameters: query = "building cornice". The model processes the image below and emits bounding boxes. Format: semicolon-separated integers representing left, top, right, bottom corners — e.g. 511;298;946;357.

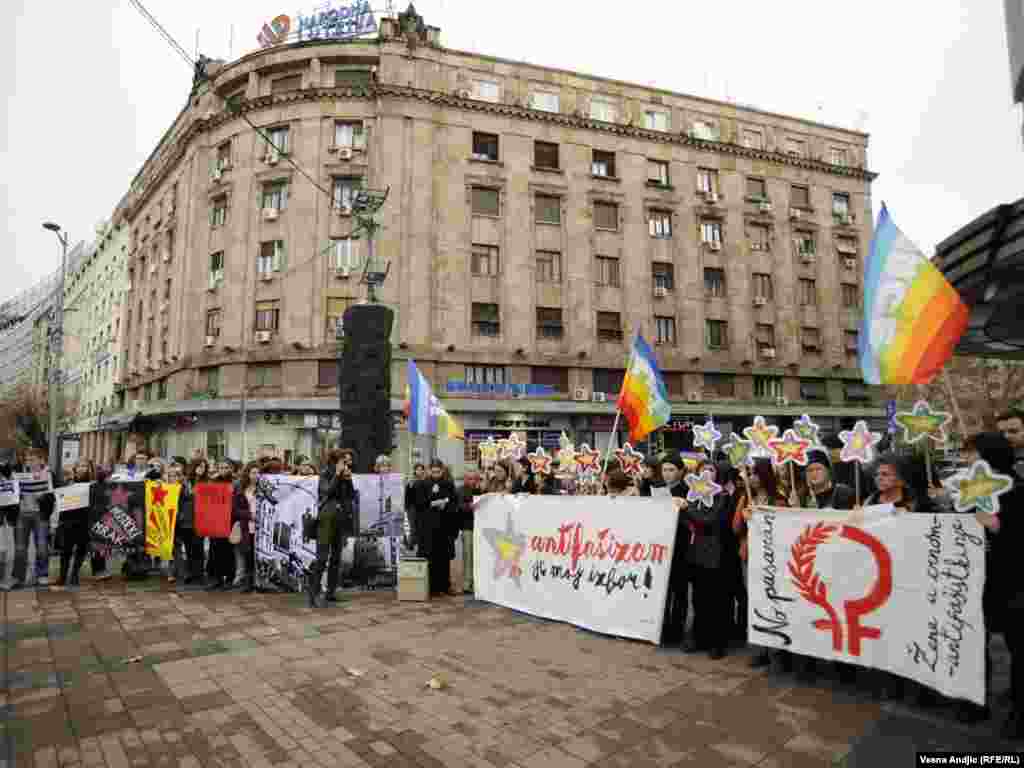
123;83;876;219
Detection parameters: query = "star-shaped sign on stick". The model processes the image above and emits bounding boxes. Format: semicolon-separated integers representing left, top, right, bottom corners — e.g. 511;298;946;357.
722;435;755;468
527;446;554;476
556;435;578;477
478;437;499;467
743;416;779;458
614;443;645;478
575;444;602;476
792;414;823;447
482;511;527;586
692;419;723;454
685;469;723;508
943;460;1015;515
499;432;527;461
894;400;952;445
838;420;883;464
768;429;812;467
150;483;168;507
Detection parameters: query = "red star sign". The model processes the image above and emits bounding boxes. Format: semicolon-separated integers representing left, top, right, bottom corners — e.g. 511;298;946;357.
527;447;554;476
150;483;168;507
767;429;812;468
614;443;645;478
575;444;602;476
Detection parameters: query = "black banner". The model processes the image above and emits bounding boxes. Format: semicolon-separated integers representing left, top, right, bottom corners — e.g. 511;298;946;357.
89;482;146;549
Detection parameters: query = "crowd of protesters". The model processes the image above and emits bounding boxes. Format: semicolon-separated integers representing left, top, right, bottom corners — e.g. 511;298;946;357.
0;407;1022;738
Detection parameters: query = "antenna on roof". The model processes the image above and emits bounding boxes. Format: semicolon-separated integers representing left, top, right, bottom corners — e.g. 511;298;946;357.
229;24;234;60
853;109;869;132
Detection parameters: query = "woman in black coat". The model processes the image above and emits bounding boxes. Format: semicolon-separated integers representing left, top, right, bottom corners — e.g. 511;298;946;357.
56;460;96;587
413;459;458;595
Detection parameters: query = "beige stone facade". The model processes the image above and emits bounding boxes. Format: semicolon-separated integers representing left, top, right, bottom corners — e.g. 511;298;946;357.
99;10;881;469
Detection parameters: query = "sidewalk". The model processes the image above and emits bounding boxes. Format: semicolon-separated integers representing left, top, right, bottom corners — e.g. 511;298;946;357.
1;579;1018;768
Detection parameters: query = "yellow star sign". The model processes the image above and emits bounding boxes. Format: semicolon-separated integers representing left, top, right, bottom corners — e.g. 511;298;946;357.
944;460;1014;515
894;400;952;445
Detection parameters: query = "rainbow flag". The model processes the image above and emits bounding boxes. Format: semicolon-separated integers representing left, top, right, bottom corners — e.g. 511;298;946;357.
617;332;672;442
860;205;968;385
403;360;464;439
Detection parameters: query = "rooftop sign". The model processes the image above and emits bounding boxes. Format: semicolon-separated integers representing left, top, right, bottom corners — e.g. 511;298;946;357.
257;0;377;49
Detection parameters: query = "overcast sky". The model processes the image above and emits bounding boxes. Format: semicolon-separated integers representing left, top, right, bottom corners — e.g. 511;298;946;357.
3;0;1021;304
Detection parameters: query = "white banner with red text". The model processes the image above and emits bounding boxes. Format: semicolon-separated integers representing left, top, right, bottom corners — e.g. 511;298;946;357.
473;494;677;644
748;505;986;705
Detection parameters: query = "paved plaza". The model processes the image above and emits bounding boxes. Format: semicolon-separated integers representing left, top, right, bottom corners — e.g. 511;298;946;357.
1;581;1018;768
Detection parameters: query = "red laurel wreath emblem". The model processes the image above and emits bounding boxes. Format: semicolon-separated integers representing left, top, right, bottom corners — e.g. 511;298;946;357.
788;522;844;651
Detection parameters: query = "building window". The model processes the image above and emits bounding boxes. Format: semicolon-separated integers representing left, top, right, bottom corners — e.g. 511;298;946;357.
205;309;221;338
802;327;821;353
643;109;669;132
648;210;672;238
701;221;722;244
334;120;365;149
318;361;338;388
704;373;735;398
795;232;817;256
157;378;167;400
332;177;361;212
652;262;674;291
845;382;870;402
704;267;726;297
536;251;561;282
471;303;500;337
531;366;568;391
255;300;280;331
592;150;616;178
830;147;847;166
535;195;561;225
756;323;776;354
594;202;618;231
534;141;559;170
690;120;719;141
654;316;676;345
706;319;729;349
471;187;500;216
471;244;499;276
742;130;764;150
261;181;288;211
596;256;620;287
836;236;858;260
471;79;500;103
335;69;372;88
530;91;559;112
536;307;563;339
791;185;810;209
331;238;360;272
326;297;352;338
271;74;302;94
841;283;860;308
746;177;768;200
697;168;718;195
844;330;859;355
216;141;231;170
471;132;499;162
248;363;280;389
589;96;618;123
593;368;625;395
257;241;285;274
647;160;670;186
754;376;783;399
785;137;805;157
798;278;817;306
748;223;770;251
266;125;289;156
163;278;172;301
143;383;152;402
466;365;506;385
753;273;774;301
209;251;224;285
596;311;623;342
832;193;851;218
210;196;228;227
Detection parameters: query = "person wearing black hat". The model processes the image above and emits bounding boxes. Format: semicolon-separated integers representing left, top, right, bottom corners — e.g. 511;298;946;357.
660;456;690;647
638;456;665;497
802;450;855;510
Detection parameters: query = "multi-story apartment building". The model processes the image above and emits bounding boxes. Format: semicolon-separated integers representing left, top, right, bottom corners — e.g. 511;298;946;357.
61;220;132;463
0;269;61;398
102;6;881;471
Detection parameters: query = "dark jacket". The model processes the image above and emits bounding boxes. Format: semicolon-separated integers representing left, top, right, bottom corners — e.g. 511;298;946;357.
322;474;357;536
456;484;482;531
987;485;1024;632
177;482;193;529
682;463;734;570
805;482;856;510
864;487;934;514
413;478;457;559
232;490;254;551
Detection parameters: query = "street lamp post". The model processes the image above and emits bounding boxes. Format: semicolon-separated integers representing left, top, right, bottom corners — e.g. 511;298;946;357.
42;222;68;484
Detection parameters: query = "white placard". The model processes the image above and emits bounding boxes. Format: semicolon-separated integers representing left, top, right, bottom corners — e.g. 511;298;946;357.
747;505;986;705
253;475;320;592
0;478;18;507
54;483;92;513
473;495;678;644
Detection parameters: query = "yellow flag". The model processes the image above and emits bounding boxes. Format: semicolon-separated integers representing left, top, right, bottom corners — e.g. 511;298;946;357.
145;481;180;561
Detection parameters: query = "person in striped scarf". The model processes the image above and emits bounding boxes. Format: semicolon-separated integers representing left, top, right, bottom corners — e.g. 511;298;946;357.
5;447;55;590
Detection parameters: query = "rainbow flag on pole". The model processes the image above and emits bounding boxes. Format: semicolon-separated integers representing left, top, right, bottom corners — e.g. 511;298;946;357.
616;332;672;442
859;205;969;385
404;360;464;439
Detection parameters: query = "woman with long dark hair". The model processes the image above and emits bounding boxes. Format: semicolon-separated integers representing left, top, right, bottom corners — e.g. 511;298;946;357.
231;463;259;592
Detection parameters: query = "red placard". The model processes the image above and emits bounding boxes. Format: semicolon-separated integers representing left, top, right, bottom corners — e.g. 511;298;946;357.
193;483;233;538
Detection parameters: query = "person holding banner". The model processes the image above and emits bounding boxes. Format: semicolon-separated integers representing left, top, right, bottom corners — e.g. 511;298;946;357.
55;460;96;587
6;447;55;589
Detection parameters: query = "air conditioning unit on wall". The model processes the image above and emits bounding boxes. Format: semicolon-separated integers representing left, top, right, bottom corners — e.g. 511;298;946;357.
591;391;607;403
572;387;588;401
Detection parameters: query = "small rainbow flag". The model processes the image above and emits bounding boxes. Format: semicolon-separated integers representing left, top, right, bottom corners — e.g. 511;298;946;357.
860;205;968;385
403;360;464;440
617;331;672;442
